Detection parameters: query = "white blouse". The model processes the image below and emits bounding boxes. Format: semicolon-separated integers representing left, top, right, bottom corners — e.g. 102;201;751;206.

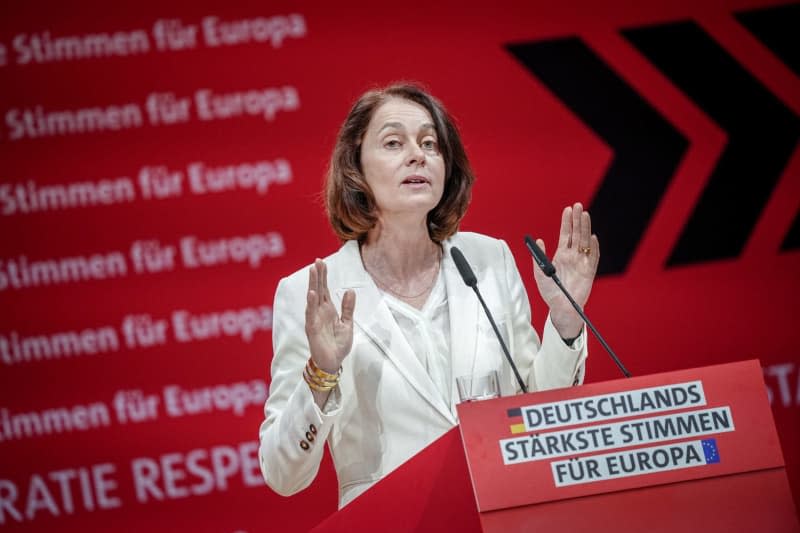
380;267;452;412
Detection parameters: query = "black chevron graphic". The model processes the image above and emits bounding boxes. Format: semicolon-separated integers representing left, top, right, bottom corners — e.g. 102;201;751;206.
736;3;800;76
507;38;688;275
624;21;800;266
783;213;800;251
736;3;800;251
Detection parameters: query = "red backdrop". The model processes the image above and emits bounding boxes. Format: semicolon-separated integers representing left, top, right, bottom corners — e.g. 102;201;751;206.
1;0;797;531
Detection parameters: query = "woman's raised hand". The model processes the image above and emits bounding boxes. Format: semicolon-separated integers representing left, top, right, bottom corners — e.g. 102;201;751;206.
532;203;600;339
305;259;356;374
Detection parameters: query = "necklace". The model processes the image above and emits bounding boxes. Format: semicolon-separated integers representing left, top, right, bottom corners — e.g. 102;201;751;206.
363;246;442;300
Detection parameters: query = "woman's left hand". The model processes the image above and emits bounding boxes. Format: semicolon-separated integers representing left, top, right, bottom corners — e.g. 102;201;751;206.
532;202;600;340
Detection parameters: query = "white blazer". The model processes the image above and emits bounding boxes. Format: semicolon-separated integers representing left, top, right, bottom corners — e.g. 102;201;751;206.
258;232;587;507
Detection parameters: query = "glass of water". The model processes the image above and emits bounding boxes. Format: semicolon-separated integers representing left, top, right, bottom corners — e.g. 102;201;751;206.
456;370;500;402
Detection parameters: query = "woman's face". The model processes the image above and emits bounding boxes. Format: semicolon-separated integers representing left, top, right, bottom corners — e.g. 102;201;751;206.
360;98;446;221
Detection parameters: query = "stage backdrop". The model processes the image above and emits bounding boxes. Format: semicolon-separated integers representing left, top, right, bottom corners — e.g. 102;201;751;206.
1;0;798;531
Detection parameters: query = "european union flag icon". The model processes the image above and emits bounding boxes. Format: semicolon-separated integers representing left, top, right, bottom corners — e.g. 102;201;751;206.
702;439;720;464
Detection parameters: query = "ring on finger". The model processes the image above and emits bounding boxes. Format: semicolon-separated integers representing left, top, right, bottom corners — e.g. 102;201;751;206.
578;246;591;255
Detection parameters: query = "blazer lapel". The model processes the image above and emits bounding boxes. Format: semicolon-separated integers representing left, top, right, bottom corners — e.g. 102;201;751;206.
333;241;456;425
441;239;480;414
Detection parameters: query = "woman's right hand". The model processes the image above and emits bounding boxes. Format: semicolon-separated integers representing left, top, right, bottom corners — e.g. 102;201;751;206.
305;259;356;374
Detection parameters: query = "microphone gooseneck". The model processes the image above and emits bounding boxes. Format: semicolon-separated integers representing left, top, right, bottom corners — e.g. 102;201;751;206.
523;235;631;378
450;246;528;394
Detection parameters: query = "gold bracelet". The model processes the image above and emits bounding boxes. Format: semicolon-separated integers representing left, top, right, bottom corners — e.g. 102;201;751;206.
303;367;339;388
305;361;339;385
303;367;337;392
308;358;341;381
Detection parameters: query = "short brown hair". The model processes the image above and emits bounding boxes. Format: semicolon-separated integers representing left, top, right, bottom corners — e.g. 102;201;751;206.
325;83;474;242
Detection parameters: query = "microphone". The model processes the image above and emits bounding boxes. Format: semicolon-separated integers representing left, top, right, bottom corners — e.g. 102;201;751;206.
527;236;556;277
450;246;528;394
523;235;631;378
451;246;477;287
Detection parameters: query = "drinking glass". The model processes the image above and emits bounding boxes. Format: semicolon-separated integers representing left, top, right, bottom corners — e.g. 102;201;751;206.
456;370;500;402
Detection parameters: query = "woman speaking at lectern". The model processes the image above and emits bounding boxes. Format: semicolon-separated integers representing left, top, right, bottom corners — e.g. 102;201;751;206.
258;83;600;507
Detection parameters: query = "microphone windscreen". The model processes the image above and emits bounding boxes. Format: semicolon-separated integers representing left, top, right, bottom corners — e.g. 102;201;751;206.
450;246;477;287
524;235;556;277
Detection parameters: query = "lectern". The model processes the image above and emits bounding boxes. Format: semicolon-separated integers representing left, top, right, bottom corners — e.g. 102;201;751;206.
312;360;799;532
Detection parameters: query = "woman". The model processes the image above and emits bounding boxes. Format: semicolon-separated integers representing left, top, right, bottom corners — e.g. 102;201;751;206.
258;83;600;507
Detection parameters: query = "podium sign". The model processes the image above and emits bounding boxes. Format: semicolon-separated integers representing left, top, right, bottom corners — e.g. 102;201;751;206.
457;360;798;531
314;360;797;532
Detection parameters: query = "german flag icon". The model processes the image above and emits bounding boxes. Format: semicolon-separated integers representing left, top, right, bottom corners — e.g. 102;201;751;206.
507;407;526;434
